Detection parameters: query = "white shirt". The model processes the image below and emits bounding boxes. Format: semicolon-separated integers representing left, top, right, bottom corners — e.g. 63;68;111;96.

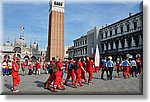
8;62;12;69
130;60;137;67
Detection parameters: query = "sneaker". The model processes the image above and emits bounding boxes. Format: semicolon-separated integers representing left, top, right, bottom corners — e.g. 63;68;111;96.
80;84;83;87
61;85;67;90
72;82;75;85
12;89;19;93
51;88;57;92
73;85;78;88
84;80;88;83
88;82;93;85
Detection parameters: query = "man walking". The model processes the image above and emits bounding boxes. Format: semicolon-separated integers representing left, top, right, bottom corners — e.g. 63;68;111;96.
107;56;114;80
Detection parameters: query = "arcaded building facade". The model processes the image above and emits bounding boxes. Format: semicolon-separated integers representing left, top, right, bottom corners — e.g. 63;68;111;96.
99;12;143;61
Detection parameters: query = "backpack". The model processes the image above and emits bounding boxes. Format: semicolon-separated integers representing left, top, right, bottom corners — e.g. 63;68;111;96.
68;63;73;70
73;61;78;70
52;63;57;73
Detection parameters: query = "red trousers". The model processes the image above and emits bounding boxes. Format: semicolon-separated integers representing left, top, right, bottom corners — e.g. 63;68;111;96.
12;75;20;89
64;70;75;84
95;66;99;73
88;71;93;82
74;71;82;85
53;74;62;87
81;70;87;82
45;73;54;88
123;66;130;78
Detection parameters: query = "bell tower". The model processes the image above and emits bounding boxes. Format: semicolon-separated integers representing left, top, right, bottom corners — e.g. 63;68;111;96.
47;0;65;60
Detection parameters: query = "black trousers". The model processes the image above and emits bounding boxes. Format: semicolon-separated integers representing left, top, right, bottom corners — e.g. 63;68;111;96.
108;67;113;80
28;69;33;75
131;66;137;77
101;67;109;79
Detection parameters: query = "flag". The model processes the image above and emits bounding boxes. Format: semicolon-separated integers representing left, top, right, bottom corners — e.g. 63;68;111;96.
95;44;100;67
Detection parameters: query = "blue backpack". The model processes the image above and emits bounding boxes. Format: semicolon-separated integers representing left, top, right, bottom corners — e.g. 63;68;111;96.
68;63;73;70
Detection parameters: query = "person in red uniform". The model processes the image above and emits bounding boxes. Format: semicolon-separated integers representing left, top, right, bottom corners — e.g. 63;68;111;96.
36;60;41;75
21;61;25;76
136;54;142;75
12;56;20;92
52;58;66;92
73;58;86;88
81;58;87;83
44;57;55;89
64;58;75;85
116;61;121;78
86;57;94;85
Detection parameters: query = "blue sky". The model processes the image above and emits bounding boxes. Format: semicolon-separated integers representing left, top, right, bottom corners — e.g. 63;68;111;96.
3;0;142;49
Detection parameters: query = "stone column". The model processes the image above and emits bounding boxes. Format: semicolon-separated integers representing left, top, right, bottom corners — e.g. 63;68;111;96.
104;44;106;51
124;39;128;48
108;43;111;50
139;35;142;46
119;40;122;49
113;42;116;49
103;32;106;38
131;37;136;47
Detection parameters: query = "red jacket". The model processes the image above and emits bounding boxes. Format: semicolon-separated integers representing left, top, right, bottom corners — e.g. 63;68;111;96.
86;60;94;72
12;61;19;77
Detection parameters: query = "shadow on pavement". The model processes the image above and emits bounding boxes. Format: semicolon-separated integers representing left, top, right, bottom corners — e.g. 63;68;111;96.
4;84;12;91
34;80;44;88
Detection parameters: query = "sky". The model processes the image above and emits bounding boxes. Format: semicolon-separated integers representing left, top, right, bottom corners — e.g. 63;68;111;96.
2;0;142;50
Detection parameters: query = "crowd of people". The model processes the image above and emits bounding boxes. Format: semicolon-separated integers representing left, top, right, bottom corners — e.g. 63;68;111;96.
1;53;143;93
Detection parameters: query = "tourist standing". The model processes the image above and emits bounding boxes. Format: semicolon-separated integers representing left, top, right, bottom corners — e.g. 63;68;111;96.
101;57;108;80
8;60;12;76
130;58;137;77
107;56;114;80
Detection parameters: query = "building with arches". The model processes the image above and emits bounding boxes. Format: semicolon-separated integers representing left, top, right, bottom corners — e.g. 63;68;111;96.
69;11;143;61
99;11;143;61
1;27;46;62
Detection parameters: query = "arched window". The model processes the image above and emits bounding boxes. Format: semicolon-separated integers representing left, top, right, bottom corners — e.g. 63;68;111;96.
58;2;60;6
60;2;63;6
56;1;59;5
54;1;56;5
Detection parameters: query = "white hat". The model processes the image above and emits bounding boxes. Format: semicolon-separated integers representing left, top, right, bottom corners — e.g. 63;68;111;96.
108;56;112;60
126;54;130;58
136;54;141;58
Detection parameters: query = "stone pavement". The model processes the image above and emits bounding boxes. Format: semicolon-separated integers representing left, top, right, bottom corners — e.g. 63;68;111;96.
2;71;143;95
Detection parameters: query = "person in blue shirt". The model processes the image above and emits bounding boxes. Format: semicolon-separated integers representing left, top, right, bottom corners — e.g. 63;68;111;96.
101;57;109;80
107;56;114;80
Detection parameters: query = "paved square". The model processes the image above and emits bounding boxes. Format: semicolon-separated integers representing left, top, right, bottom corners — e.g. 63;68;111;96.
2;71;143;95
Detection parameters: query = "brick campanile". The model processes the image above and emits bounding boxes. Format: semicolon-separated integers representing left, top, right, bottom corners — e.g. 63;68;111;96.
48;0;64;61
